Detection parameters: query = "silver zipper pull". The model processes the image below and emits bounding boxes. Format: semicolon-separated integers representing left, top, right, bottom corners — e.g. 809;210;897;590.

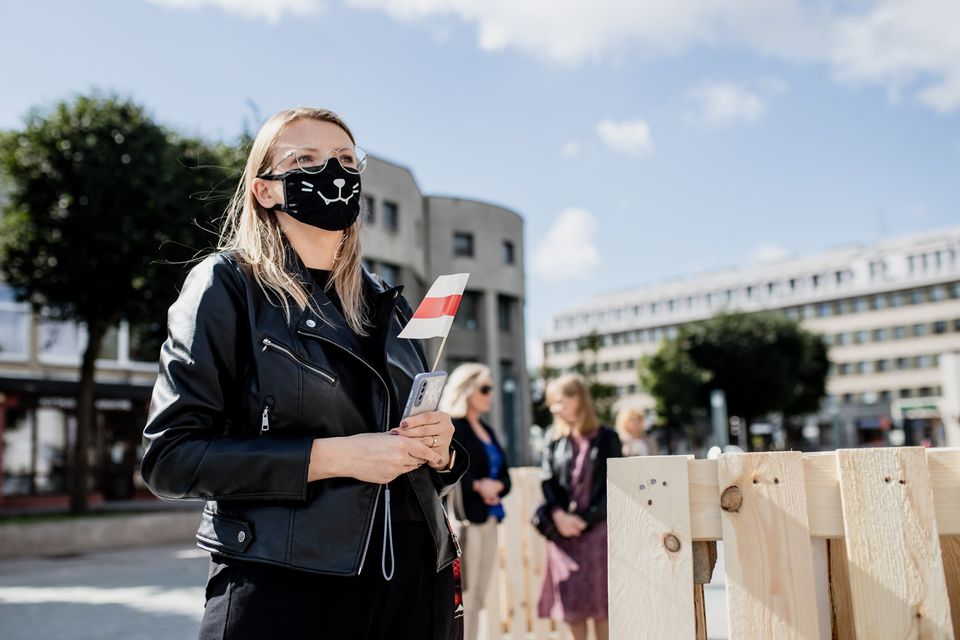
260;405;270;434
261;338;271;351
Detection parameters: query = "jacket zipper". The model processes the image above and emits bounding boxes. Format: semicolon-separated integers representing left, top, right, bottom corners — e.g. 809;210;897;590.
297;327;390;575
261;337;337;384
260;397;274;435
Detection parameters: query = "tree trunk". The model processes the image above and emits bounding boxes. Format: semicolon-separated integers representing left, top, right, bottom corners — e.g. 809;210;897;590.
70;320;105;515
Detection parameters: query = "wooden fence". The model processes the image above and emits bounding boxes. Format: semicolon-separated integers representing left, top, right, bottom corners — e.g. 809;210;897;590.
608;447;960;639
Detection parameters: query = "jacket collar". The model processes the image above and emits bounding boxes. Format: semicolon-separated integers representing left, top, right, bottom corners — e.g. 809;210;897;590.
282;240;405;355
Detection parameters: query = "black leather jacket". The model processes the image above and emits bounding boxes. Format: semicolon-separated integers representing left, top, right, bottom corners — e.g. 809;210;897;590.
140;246;468;576
540;426;621;526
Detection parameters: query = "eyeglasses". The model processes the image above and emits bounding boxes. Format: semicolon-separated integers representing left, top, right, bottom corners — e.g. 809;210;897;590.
265;144;368;177
478;384;493;395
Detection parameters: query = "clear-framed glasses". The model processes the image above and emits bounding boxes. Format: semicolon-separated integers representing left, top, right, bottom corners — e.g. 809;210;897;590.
268;144;368;176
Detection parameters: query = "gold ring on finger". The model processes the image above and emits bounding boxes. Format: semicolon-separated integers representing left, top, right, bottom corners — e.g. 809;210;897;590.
431;435;438;448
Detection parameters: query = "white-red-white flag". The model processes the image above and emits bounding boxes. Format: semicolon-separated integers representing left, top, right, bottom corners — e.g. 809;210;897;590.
398;273;470;339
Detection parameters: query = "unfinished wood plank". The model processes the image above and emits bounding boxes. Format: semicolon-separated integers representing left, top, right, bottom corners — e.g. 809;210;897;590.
718;451;820;639
694;584;708;640
941;536;960;637
811;538;834;640
501;475;526;638
827;538;856;640
517;467;553;639
608;456;695;640
690;450;960;541
689;459;723;541
929;450;960;538
837;447;954;639
693;540;718;584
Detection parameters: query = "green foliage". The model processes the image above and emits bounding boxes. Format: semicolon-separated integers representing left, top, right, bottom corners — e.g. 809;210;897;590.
0;91;240;355
0;92;243;511
573;330;618;425
640;311;829;443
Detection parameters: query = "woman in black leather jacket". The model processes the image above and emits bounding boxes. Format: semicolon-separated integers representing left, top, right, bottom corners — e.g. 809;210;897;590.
536;373;621;640
140;108;468;640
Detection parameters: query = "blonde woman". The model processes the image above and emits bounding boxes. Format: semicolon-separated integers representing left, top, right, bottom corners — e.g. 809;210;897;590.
140;108;467;639
439;363;511;640
537;374;621;640
615;407;659;457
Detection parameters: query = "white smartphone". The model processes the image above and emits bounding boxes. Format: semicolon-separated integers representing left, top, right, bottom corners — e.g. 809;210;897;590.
400;371;448;420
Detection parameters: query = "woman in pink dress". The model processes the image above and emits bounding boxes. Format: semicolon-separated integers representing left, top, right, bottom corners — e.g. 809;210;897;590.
537;374;622;640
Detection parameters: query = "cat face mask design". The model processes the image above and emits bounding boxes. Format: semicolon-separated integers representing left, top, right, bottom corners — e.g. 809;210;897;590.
259;159;361;231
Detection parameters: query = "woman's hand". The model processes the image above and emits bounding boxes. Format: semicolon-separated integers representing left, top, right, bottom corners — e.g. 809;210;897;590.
472;478;504;505
389;411;455;471
308;433;445;484
552;510;588;538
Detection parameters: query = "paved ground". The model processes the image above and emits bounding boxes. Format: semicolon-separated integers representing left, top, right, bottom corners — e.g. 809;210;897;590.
0;542;730;639
0;544;208;640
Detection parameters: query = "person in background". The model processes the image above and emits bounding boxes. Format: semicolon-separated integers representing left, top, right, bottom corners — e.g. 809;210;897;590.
537;373;621;640
439;363;511;640
615;407;659;457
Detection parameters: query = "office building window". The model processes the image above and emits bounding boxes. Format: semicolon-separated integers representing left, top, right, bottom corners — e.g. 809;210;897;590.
453;232;474;258
363;195;376;225
889;292;904;307
913;323;928;337
879;390;891;401
812;274;821;288
497;295;514;332
910;288;927;305
869;260;887;280
854;330;868;344
0;287;30;361
899;389;913;399
895;357;909;370
454;291;481;330
818;303;832;318
876;359;889;372
918;386;933;397
932;285;947;301
789;278;798;292
502;240;515;265
872;328;888;341
853;298;868;312
874;294;887;310
917;355;933;368
934;321;947;334
893;325;907;339
383;201;399;232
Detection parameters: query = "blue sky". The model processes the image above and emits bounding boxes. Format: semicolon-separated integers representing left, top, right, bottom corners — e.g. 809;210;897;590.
3;0;959;368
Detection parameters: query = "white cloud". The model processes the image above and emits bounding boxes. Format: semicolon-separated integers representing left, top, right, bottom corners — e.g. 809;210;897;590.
685;82;767;126
747;243;791;264
532;208;601;283
147;0;323;22
340;0;960;113
561;141;580;159
597;118;654;157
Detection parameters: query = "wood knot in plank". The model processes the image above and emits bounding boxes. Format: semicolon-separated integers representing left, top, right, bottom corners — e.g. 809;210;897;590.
720;485;743;513
662;533;681;553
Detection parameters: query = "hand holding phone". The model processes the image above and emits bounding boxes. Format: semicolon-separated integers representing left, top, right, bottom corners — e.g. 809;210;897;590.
400;371;448;420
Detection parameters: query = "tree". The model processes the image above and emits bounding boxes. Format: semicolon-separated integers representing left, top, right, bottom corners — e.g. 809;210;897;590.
0;93;235;513
640;312;829;451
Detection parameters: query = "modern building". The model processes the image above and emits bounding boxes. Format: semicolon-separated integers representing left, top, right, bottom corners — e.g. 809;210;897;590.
542;226;960;449
0;154;530;511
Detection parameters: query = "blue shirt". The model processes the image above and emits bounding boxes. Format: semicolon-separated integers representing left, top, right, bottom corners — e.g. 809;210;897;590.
483;440;506;522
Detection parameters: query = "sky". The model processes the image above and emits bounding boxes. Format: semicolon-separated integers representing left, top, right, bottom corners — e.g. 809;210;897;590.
2;0;959;369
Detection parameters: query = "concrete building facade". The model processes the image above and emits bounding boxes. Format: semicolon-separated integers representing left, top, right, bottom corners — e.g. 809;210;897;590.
542;227;960;448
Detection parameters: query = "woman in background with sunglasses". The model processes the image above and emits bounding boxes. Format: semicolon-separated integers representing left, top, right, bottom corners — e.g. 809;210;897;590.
438;364;511;640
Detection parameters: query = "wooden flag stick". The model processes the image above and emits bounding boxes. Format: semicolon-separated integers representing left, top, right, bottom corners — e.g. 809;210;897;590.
432;333;449;372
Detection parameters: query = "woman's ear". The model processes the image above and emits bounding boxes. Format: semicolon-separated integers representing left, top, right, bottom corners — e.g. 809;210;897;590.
252;177;280;210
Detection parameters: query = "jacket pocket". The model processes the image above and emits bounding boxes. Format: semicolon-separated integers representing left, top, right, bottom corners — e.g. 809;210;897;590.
197;507;254;553
260;336;336;385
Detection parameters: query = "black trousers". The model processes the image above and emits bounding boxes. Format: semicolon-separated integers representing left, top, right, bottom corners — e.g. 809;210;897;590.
198;517;463;640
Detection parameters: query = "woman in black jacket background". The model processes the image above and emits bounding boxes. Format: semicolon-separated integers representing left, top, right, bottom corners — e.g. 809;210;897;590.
440;363;511;640
537;373;621;640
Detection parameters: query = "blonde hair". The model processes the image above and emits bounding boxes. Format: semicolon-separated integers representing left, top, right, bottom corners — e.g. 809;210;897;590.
217;107;370;334
546;373;600;438
439;363;491;419
615;407;646;442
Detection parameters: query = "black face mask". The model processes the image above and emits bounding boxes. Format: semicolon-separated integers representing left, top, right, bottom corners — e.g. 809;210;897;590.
260;160;361;231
